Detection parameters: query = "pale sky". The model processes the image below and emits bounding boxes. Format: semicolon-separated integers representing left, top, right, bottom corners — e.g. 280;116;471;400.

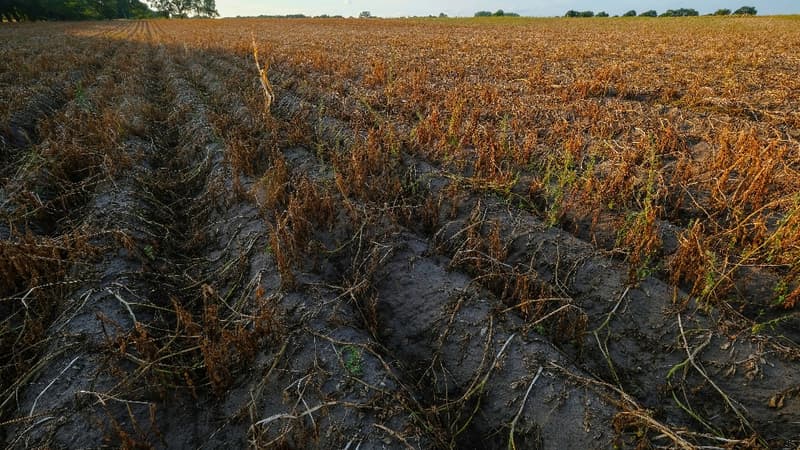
216;0;798;18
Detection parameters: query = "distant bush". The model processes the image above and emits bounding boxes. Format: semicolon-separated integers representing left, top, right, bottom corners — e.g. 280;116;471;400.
714;8;731;15
622;10;637;17
733;6;757;15
565;10;594;17
639;10;657;17
660;8;699;17
596;11;609;17
475;10;519;17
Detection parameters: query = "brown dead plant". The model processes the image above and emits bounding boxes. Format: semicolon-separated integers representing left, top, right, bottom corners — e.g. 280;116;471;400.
251;36;274;115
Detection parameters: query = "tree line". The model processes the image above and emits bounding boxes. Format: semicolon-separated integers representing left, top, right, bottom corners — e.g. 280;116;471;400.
566;6;757;17
474;10;520;17
1;0;218;21
149;0;217;18
0;0;154;21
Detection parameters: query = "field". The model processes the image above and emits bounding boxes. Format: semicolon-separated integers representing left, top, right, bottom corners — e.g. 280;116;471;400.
1;16;799;449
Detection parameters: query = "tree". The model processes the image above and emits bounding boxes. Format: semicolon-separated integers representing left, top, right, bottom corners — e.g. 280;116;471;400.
150;0;175;16
474;10;492;17
565;10;593;17
639;10;657;17
1;0;155;21
622;10;636;17
665;8;698;16
493;9;504;16
149;0;217;17
438;12;447;18
174;0;194;17
596;11;609;17
199;0;218;17
733;6;757;15
714;8;731;15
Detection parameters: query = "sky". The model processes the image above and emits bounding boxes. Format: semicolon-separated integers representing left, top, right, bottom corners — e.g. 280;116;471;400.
216;0;799;18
